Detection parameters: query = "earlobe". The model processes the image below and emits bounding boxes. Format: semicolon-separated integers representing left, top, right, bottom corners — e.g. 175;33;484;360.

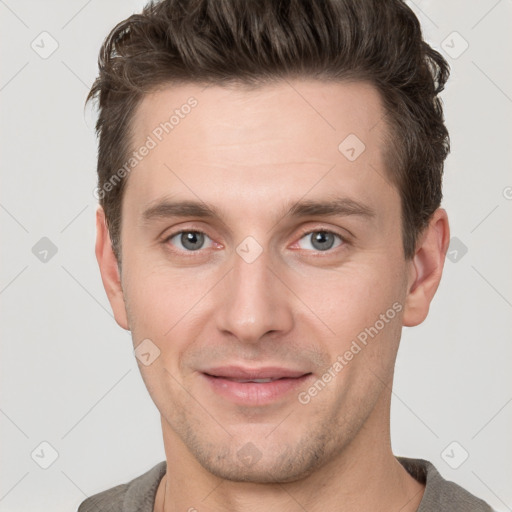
402;208;450;327
95;206;130;330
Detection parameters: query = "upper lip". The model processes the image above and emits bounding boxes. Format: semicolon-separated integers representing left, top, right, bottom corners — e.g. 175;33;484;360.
202;366;311;380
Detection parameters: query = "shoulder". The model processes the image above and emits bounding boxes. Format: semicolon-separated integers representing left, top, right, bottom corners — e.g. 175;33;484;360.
397;456;495;512
77;461;167;512
77;482;129;512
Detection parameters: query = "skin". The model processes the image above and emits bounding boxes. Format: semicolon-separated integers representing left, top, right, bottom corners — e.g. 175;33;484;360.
96;79;450;512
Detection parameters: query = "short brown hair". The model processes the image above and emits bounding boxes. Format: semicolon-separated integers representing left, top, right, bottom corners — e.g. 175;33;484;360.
87;0;450;261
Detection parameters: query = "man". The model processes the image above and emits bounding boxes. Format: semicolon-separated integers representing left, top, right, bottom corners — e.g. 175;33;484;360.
79;0;494;510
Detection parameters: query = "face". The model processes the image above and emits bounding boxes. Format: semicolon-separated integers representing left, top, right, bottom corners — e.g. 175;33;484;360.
101;79;427;483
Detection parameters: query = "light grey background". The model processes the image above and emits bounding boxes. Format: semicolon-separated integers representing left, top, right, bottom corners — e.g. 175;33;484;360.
1;1;511;511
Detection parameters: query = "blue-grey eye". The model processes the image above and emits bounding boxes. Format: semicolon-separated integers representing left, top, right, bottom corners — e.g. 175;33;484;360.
169;231;212;251
297;231;342;251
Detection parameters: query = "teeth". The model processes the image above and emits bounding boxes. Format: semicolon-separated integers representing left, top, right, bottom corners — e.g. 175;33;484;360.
233;378;276;383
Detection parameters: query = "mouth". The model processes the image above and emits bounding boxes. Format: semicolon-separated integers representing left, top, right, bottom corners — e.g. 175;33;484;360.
202;365;311;380
208;377;287;383
200;366;313;404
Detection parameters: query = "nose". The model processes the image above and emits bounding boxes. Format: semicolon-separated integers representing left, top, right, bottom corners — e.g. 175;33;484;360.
215;246;294;344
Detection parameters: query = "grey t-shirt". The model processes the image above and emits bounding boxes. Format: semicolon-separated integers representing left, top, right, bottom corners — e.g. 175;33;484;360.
77;456;494;511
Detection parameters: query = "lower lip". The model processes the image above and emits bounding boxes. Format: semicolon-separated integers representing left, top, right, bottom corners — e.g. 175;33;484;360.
202;373;313;405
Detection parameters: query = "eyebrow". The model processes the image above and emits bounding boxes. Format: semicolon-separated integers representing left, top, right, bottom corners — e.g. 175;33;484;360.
141;197;375;225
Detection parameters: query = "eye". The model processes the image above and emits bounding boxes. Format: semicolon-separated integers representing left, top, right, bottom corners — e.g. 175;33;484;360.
166;230;214;252
296;230;344;252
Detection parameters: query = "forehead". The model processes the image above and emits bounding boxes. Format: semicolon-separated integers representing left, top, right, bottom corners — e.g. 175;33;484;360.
124;79;396;221
132;79;387;156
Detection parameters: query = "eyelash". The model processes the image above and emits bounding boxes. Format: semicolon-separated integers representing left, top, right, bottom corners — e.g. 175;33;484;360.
162;227;347;255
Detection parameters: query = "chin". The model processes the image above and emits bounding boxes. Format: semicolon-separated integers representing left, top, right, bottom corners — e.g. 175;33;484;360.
189;433;330;484
201;458;320;484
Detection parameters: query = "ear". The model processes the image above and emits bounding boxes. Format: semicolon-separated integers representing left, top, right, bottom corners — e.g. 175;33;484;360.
402;208;450;327
95;206;130;330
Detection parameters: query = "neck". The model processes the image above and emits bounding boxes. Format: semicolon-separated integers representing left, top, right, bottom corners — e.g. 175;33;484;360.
155;395;425;512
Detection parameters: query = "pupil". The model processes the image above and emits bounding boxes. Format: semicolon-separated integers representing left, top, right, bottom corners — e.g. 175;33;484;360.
312;232;334;251
181;232;204;250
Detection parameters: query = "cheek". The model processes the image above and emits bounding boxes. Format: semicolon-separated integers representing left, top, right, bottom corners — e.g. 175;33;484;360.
123;261;210;334
289;260;406;396
123;266;207;402
122;261;223;390
290;261;404;334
